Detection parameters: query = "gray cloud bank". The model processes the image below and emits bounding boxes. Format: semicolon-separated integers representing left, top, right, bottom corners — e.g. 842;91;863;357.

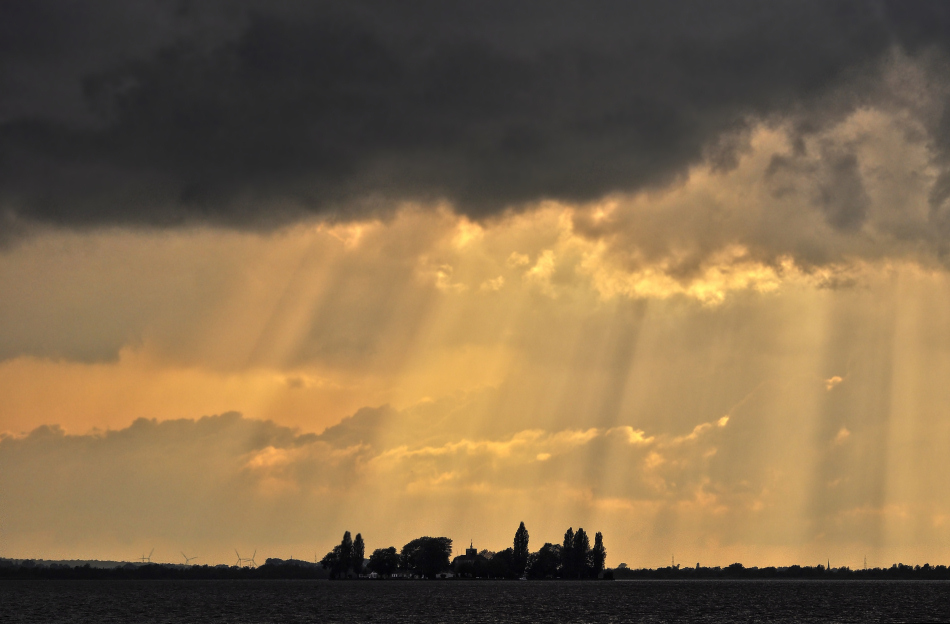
2;1;947;232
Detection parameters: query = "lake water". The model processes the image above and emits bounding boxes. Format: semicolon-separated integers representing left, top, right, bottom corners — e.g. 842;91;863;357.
2;579;949;622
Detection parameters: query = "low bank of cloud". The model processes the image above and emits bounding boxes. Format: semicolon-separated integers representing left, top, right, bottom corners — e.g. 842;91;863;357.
5;364;950;565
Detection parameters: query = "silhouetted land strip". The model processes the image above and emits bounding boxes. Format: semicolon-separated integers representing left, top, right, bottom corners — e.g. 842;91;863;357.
0;559;329;580
3;521;944;582
3;559;950;581
611;563;950;580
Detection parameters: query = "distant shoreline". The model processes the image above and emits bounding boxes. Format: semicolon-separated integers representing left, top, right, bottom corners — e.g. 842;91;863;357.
1;559;947;581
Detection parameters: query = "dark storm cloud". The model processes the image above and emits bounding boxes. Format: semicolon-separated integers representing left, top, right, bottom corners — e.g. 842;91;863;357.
0;1;942;230
767;147;873;233
816;153;872;231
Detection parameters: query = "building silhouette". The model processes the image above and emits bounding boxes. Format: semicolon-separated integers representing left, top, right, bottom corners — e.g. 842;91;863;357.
451;541;490;577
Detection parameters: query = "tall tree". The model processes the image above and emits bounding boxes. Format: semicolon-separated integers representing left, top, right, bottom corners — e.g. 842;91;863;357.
513;522;529;576
590;532;606;575
561;528;575;578
321;530;357;579
340;531;354;577
572;528;590;578
352;533;365;575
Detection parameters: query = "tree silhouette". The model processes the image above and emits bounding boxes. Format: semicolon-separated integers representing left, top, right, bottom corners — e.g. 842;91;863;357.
561;528;575;578
400;537;452;578
353;533;365;575
340;531;354;577
319;545;344;578
489;548;515;578
367;547;399;576
513;522;529;577
527;543;561;579
572;528;590;578
590;531;606;575
320;530;356;579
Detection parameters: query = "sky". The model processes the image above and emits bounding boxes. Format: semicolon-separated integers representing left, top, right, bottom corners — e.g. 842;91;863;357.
5;1;950;569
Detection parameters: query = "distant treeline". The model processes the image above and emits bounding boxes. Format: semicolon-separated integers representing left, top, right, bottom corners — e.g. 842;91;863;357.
0;559;330;581
4;558;950;581
613;562;950;580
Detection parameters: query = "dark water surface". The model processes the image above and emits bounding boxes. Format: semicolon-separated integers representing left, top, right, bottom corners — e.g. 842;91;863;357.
2;579;949;623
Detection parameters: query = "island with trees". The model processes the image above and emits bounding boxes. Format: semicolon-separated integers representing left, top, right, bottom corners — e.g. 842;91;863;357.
315;521;608;580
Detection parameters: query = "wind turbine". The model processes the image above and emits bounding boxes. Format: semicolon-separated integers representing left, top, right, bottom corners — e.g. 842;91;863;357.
139;548;154;564
235;549;257;567
181;552;198;565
